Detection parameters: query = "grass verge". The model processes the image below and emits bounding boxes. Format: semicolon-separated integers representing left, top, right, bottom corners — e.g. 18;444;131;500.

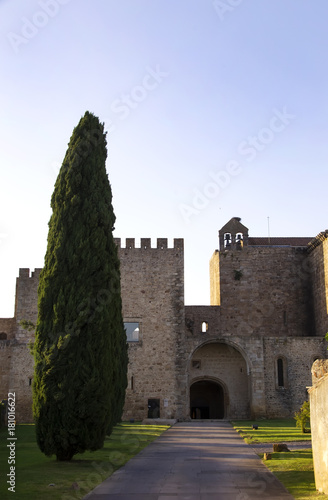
231;418;312;444
231;419;328;500
0;422;169;500
261;450;328;500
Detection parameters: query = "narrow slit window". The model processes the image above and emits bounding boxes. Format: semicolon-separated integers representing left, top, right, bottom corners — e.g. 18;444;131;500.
277;358;284;387
283;311;287;326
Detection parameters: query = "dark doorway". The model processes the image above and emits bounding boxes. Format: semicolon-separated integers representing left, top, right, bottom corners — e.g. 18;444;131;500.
190;380;225;419
148;399;160;418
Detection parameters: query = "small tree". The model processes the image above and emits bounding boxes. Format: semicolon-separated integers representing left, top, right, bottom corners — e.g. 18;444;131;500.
294;401;310;433
33;111;128;461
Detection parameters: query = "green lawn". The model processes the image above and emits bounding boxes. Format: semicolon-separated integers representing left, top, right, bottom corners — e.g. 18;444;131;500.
262;450;328;500
231;419;328;500
231;418;312;444
0;422;169;500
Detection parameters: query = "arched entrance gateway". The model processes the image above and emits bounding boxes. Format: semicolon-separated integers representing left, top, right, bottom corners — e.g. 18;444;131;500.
190;380;225;419
189;341;250;419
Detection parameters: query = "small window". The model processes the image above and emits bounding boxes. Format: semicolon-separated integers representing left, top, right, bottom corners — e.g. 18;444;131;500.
283;311;287;326
201;321;208;333
124;322;139;342
28;377;33;386
276;357;288;389
277;358;284;387
192;360;201;369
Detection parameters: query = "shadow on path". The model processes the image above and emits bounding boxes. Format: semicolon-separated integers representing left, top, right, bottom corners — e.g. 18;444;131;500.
84;421;295;500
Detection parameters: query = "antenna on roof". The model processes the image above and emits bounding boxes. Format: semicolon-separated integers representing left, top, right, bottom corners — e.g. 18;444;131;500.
267;217;271;245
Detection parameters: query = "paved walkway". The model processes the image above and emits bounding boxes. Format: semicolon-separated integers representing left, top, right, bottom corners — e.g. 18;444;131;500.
84;421;295;500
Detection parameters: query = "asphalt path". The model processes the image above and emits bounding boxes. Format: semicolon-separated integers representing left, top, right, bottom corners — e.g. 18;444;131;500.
84;421;295;500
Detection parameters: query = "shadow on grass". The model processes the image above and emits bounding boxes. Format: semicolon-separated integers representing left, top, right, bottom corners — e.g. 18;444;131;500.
231;419;312;444
0;422;169;500
261;450;328;500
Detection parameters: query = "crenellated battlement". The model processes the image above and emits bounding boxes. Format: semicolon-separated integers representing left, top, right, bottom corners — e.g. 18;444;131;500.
114;238;184;251
18;268;42;279
14;269;41;340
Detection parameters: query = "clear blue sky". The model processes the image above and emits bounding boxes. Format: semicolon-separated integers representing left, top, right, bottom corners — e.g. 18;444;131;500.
1;0;327;317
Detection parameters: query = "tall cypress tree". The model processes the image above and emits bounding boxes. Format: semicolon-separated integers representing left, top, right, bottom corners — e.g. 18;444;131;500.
33;111;128;461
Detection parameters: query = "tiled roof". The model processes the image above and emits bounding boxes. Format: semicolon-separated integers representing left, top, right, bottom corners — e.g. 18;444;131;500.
248;237;313;247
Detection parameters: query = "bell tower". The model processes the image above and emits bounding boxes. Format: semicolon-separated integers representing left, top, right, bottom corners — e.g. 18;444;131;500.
219;217;249;251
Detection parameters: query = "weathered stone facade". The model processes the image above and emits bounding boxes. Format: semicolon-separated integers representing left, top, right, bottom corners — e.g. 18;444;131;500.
309;359;328;494
117;238;185;421
0;218;327;422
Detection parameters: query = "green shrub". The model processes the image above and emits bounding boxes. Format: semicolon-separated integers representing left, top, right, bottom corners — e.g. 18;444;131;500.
294;401;310;433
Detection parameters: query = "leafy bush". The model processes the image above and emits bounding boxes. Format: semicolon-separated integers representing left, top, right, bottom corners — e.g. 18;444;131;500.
294;401;310;433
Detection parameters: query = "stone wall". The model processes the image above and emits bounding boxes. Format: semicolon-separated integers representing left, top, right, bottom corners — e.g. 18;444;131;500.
0;341;34;422
0;318;16;340
217;247;314;337
309;359;328;495
189;342;250;418
263;337;327;418
1;227;328;424
209;250;220;305
182;308;267;419
116;238;185;421
182;308;328;419
0;340;15;402
8;343;34;422
14;268;41;342
308;236;328;338
0;268;39;422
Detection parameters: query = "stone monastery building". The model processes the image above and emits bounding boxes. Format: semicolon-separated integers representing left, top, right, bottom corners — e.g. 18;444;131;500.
1;217;328;422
